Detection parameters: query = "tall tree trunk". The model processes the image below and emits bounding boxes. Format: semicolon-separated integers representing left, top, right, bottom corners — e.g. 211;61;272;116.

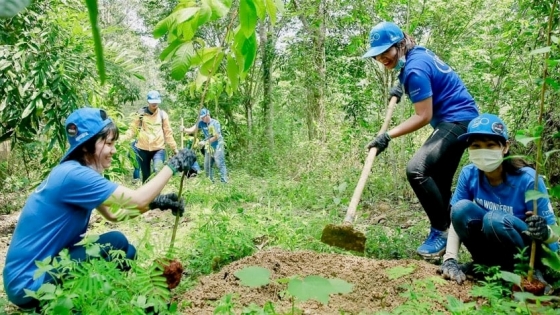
294;0;326;140
244;96;253;154
259;21;275;148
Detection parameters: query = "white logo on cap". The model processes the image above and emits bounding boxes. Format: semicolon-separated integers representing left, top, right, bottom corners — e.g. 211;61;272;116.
76;132;89;142
471;117;489;128
372;33;380;41
390;35;399;41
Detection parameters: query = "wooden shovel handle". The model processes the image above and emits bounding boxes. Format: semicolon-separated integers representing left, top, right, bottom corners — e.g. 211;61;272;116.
343;96;398;223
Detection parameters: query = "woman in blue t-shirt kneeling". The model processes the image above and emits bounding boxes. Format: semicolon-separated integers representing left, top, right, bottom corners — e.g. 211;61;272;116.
2;108;197;310
363;21;480;260
439;113;559;284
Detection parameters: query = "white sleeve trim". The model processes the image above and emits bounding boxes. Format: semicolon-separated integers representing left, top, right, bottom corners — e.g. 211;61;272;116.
443;224;461;262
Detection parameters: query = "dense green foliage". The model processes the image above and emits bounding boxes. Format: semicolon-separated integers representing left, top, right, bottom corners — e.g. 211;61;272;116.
1;0;559;313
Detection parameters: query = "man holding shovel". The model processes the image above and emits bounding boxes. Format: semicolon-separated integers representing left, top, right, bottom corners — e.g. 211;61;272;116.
363;22;479;261
181;108;228;183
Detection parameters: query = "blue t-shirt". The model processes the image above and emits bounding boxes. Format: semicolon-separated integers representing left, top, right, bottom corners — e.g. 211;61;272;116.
197;118;223;149
452;164;558;250
3;161;118;306
398;46;479;128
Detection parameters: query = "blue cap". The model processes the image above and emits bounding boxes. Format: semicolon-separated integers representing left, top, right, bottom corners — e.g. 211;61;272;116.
458;113;508;142
362;22;404;58
61;108;113;162
200;108;210;118
147;90;161;104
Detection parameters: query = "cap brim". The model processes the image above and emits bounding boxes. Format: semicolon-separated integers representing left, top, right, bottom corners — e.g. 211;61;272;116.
60;119;112;163
148;99;161;104
458;132;507;142
362;44;393;58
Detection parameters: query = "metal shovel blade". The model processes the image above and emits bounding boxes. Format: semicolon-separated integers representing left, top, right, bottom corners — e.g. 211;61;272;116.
320;224;366;253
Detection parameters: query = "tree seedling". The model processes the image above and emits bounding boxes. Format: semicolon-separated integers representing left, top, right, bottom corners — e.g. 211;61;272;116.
233;266;353;313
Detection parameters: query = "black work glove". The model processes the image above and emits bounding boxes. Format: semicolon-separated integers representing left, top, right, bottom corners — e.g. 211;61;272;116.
388;84;404;103
367;132;391;155
149;193;185;217
438;258;466;284
524;214;550;242
166;148;197;175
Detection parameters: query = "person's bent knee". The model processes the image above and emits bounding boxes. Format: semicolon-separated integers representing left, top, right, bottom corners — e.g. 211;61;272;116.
99;231;130;252
482;211;508;236
405;159;425;182
450;200;475;223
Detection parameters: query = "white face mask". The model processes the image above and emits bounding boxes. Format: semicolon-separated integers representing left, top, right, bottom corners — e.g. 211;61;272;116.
468;148;504;172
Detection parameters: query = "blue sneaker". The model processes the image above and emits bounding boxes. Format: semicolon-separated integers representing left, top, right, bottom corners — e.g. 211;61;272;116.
417;227;447;259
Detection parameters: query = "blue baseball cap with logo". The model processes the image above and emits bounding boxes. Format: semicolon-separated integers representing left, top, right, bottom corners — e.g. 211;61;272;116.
147;90;162;104
61;108;113;163
199;108;210;118
362;22;405;58
458;113;508;143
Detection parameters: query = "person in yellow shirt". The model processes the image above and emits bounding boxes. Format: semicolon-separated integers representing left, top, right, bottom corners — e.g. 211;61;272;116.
122;90;179;183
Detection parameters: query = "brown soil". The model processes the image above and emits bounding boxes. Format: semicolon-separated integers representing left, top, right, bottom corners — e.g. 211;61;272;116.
162;259;184;290
513;277;546;296
182;249;474;314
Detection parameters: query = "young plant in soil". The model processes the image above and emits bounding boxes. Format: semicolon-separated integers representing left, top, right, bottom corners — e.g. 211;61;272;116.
513;0;560;295
158;173;187;290
230;266;353;314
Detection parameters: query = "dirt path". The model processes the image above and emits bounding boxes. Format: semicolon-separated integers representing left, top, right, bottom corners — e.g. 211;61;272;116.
182;249;473;314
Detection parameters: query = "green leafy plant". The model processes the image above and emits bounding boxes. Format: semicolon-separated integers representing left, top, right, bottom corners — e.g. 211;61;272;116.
229;265;353;314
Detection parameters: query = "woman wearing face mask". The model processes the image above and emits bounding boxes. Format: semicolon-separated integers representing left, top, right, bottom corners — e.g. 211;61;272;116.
438;113;559;284
364;22;479;260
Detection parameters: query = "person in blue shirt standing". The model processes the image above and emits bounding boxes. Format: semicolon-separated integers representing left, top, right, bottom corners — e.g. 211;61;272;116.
2;108;196;310
438;113;558;284
363;22;479;261
182;108;228;183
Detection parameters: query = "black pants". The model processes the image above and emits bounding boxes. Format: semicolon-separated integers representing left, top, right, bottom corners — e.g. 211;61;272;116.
406;121;470;231
137;148;166;183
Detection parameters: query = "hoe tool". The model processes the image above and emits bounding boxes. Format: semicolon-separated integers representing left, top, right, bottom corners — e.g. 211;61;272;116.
320;96;398;252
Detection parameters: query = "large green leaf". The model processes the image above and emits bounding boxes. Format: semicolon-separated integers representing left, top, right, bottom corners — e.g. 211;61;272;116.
0;0;31;19
170;42;195;80
252;0;266;20
234;266;271;287
200;51;224;76
265;0;277;25
524;190;548;203
529;46;551;55
239;0;258;38
541;244;560;270
160;41;183;62
241;31;257;72
226;54;239;93
500;271;521;286
515;132;539;146
206;0;230;20
287;276;352;305
85;0;106;84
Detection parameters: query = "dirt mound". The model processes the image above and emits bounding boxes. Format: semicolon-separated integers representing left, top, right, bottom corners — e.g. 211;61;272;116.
182;249;473;314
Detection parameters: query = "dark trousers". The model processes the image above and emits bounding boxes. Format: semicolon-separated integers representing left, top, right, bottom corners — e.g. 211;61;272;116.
137;148;166;183
406;121;469;231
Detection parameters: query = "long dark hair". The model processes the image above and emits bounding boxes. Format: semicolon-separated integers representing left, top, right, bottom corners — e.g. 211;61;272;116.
396;33;417;57
66;122;119;166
